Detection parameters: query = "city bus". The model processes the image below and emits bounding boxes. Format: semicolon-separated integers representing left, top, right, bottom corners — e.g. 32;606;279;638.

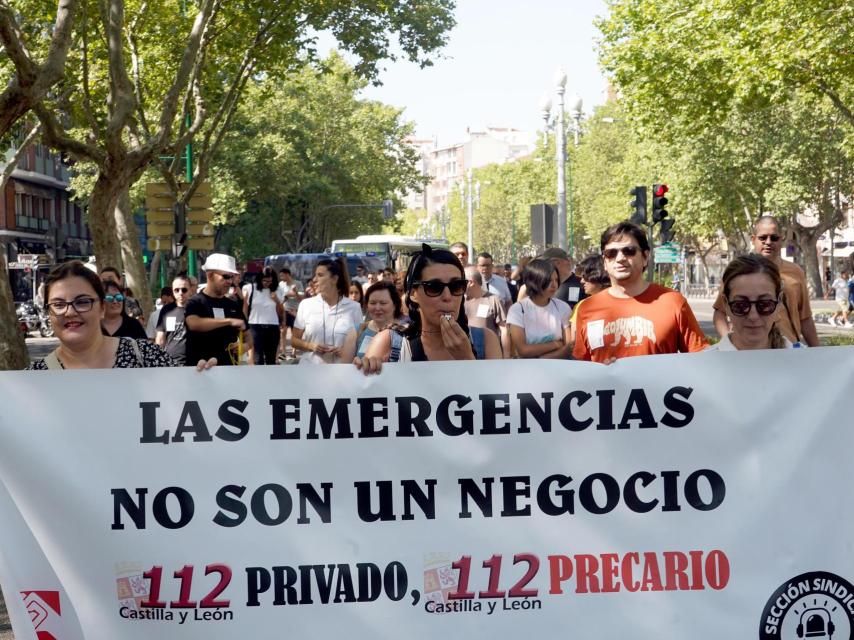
329;235;449;272
264;253;385;285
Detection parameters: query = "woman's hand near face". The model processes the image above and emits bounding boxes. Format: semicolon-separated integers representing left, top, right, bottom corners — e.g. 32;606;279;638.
440;316;474;360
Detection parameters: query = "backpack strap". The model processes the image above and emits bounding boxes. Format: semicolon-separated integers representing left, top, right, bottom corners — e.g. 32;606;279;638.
389;330;404;363
43;348;63;370
470;327;486;360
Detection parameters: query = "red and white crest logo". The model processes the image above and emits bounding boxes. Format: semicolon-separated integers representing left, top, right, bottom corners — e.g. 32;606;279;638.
20;590;62;640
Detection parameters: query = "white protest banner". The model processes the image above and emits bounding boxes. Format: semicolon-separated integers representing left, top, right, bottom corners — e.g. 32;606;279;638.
0;348;853;640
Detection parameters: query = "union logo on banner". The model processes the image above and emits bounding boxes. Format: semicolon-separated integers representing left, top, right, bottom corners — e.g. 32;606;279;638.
20;590;62;640
423;553;460;606
115;562;151;612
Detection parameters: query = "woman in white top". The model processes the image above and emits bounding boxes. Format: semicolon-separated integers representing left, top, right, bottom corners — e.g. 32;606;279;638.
292;257;362;364
242;267;283;365
507;258;572;358
708;254;795;351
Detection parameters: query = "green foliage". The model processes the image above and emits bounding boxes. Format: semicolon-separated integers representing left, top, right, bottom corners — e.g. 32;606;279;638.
213;54;424;260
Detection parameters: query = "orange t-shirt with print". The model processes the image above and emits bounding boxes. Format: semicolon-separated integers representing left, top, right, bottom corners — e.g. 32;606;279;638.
573;283;708;362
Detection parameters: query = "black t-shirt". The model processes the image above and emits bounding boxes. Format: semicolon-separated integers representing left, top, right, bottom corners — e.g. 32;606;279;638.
103;313;148;339
554;273;587;310
184;293;246;366
156;303;188;365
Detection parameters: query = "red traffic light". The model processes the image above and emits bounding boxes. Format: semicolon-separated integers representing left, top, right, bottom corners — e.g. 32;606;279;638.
654;184;669;197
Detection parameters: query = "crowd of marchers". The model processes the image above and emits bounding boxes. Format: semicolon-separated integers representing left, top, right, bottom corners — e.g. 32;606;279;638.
24;214;824;372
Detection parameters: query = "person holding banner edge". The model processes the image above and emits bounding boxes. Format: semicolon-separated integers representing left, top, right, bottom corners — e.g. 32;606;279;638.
355;245;501;372
26;261;215;370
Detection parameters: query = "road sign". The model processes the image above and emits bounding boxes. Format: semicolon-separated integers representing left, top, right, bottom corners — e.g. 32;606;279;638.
186;208;214;223
655;242;681;264
147;223;175;237
145;210;174;224
147;238;169;252
187;193;212;208
187;223;214;236
185;236;214;251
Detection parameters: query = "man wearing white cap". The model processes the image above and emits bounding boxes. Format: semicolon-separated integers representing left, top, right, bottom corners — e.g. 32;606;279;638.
184;253;247;366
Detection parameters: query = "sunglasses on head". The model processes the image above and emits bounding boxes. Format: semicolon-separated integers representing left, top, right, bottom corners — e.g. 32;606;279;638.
104;293;125;303
603;246;640;260
756;234;780;242
173;287;189;293
413;278;468;297
727;298;779;316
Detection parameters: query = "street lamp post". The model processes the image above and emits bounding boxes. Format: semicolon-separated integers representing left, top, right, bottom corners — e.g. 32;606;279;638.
554;68;568;253
460;169;479;264
568;94;583;255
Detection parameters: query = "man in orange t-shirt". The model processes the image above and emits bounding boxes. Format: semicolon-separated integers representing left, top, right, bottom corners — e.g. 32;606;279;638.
573;221;707;363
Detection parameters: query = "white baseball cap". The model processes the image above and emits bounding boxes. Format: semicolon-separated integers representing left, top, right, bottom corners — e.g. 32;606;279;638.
201;253;239;275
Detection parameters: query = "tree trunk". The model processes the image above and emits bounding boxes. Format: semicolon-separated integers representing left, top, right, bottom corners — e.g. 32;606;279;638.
794;227;824;297
88;174;124;270
148;250;162;291
0;262;30;370
114;187;153;319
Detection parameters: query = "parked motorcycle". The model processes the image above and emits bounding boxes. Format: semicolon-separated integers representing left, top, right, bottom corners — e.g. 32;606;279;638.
15;301;54;338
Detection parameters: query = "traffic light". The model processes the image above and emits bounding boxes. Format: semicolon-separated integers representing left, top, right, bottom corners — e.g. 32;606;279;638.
660;218;676;243
629;186;647;225
652;183;669;223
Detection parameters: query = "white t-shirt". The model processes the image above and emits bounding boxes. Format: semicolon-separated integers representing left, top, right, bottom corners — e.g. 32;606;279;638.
294;295;362;364
242;284;280;325
506;297;571;344
278;280;304;313
831;277;849;302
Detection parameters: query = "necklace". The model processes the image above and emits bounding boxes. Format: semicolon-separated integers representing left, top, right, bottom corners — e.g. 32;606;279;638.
322;296;341;349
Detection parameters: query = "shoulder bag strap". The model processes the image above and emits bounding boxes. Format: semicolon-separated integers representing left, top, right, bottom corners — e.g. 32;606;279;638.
43;348;63;370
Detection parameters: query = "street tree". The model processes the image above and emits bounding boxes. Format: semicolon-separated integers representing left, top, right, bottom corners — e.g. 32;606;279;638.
213;54;425;259
31;0;454;311
0;0;80;370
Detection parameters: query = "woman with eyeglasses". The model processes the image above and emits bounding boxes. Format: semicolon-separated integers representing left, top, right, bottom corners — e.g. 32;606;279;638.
355;245;501;373
506;258;573;359
100;279;149;340
707;255;798;350
291;257;362;364
25;261;214;370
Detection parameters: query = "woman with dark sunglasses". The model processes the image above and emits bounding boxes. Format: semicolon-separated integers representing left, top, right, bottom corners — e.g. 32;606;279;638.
708;255;798;351
355;245;501;373
101;279;148;340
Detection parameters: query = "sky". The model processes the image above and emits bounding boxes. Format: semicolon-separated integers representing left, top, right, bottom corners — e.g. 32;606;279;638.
357;0;610;148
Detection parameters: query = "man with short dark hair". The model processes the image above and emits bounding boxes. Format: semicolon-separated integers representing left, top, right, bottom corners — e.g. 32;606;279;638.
476;252;511;307
712;216;819;346
450;242;469;266
184;253;247;365
573;221;707;362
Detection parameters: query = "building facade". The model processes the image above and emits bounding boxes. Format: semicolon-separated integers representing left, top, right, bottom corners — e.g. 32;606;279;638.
1;141;92;301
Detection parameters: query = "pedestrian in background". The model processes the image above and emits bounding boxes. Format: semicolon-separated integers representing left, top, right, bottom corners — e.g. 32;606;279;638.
185;253;247;366
354;281;407;358
242;266;284;365
464;265;509;356
155;275;191;365
101;280;148;340
829;270;852;327
568;254;611;344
